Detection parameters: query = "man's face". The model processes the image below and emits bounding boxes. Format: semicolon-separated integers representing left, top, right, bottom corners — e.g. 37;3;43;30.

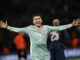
33;16;42;26
53;19;60;26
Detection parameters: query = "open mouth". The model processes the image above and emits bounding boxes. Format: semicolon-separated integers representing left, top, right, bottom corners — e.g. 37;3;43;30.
36;21;41;24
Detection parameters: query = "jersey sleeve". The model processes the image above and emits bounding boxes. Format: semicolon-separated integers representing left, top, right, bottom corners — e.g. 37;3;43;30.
46;24;73;31
7;26;29;33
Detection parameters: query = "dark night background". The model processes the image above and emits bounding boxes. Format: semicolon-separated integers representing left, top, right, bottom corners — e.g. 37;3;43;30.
0;0;80;25
0;0;80;53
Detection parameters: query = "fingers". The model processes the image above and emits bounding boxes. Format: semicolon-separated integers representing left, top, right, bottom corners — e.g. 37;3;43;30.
0;21;7;26
72;19;76;25
0;21;4;26
73;19;76;21
0;22;2;27
76;18;80;23
73;19;76;23
0;21;2;27
73;18;79;24
0;21;4;24
75;18;80;26
6;21;7;24
72;18;80;26
0;21;7;24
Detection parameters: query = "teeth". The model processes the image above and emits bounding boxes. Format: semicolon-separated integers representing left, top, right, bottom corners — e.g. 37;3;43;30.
36;22;40;24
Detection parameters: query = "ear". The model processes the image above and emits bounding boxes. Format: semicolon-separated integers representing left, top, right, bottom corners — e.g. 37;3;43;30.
33;20;34;24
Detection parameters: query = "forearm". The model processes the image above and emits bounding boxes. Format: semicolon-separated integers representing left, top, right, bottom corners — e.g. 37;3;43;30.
47;24;73;31
7;26;25;32
56;24;73;31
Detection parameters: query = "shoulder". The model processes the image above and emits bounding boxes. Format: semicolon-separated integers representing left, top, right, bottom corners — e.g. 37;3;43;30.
25;25;33;28
43;25;51;27
43;25;54;29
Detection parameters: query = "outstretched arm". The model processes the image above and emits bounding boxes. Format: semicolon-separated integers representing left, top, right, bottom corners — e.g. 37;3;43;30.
47;18;80;31
0;21;27;33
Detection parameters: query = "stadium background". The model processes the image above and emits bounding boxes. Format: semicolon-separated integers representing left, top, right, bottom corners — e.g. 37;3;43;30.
0;0;80;60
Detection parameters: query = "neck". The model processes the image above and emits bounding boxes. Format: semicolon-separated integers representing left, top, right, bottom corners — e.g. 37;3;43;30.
35;25;43;30
36;25;42;28
37;26;41;28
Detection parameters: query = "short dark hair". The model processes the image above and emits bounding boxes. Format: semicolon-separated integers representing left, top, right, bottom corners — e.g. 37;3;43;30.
32;14;42;19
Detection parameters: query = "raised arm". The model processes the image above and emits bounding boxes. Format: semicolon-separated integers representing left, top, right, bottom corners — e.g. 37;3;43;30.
47;19;80;31
7;26;26;32
0;21;27;33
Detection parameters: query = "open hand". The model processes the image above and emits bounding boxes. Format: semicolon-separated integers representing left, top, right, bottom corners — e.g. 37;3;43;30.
0;21;8;28
72;18;80;26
